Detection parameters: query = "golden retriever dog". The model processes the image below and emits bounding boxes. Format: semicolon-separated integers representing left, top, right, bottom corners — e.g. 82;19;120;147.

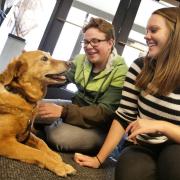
0;50;76;177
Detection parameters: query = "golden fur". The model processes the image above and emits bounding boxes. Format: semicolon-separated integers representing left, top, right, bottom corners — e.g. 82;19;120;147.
0;50;76;177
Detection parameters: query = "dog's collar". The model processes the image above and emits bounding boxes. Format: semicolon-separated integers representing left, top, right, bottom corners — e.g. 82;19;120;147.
5;84;36;105
5;84;37;143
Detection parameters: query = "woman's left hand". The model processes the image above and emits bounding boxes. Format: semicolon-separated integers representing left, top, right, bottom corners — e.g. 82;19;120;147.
126;118;162;143
74;153;101;169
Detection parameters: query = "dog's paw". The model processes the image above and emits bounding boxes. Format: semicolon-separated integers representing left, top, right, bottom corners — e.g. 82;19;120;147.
53;163;76;177
65;163;76;175
54;165;67;177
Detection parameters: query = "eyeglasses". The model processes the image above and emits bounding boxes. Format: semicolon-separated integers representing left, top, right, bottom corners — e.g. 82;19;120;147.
81;38;107;47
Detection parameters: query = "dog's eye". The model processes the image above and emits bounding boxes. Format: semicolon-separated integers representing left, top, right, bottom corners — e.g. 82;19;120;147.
41;56;48;61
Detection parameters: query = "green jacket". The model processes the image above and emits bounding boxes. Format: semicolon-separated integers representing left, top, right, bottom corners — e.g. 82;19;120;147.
62;50;128;131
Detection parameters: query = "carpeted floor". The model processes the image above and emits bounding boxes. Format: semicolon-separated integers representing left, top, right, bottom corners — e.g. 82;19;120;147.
0;153;115;180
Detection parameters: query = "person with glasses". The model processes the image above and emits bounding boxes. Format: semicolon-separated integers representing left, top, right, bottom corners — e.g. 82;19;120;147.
74;7;180;180
37;17;128;154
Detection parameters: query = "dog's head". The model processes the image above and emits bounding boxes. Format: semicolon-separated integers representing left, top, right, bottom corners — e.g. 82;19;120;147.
0;50;69;101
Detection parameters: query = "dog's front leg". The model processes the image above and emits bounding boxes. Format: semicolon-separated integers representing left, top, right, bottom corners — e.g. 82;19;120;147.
25;133;76;175
0;137;76;177
26;133;62;162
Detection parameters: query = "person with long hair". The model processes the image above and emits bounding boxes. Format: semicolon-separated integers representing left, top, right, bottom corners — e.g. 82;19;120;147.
74;7;180;180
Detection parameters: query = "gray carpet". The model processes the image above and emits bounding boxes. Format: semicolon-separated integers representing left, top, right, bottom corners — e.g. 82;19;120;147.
0;153;115;180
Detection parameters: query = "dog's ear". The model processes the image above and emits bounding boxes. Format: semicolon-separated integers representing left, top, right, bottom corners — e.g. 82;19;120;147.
0;58;26;85
16;61;28;77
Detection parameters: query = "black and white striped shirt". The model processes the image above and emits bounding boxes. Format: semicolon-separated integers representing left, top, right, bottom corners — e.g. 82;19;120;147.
116;58;180;144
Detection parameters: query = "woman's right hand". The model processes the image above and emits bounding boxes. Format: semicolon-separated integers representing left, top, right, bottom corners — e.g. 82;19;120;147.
74;153;101;168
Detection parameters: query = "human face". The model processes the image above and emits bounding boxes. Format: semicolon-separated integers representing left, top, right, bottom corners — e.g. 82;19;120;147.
83;27;114;68
144;14;170;58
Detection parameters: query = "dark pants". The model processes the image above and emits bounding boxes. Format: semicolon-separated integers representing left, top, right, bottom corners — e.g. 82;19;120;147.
115;142;180;180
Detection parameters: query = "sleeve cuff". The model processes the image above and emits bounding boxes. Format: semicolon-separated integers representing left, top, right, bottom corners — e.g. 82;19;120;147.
61;105;68;118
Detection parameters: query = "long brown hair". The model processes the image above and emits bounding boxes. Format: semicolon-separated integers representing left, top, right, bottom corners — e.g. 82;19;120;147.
136;7;180;96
